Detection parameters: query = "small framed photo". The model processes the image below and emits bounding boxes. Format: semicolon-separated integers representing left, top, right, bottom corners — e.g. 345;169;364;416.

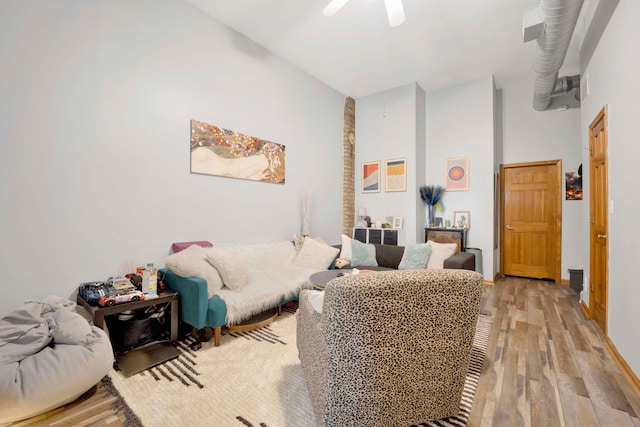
362;161;381;193
392;216;404;229
453;211;470;229
435;217;443;228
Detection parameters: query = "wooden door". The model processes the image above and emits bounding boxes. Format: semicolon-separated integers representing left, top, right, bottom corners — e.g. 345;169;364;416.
589;106;608;333
500;161;562;282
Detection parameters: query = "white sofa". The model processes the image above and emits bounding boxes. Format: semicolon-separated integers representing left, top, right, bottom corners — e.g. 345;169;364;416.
162;238;339;346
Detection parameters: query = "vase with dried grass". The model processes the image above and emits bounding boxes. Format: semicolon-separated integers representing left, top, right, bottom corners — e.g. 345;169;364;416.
419;185;445;227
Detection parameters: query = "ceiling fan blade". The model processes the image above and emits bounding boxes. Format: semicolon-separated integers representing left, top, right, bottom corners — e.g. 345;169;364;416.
384;0;405;27
323;0;350;17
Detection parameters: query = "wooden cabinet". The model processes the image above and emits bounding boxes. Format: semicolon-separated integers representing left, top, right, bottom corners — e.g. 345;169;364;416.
425;228;466;252
353;227;398;246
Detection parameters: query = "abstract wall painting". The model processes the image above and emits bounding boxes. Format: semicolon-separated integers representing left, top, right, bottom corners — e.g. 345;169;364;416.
385;158;407;192
190;119;285;184
565;169;583;200
445;156;470;191
362;161;380;193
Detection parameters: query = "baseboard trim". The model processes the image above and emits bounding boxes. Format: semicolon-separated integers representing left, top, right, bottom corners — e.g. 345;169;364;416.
560;279;570;285
484;280;495;285
604;337;640;399
580;300;590;318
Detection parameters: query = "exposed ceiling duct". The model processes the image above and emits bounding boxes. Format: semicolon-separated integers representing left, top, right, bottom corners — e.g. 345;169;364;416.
524;0;585;111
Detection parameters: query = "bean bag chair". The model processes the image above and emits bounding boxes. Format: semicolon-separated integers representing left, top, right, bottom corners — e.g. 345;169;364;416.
0;295;114;424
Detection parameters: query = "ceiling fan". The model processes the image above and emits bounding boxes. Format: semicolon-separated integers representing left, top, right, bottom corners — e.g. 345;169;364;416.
323;0;406;27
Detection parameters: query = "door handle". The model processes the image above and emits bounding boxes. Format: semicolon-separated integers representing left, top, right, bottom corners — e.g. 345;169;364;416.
506;225;513;230
597;234;607;239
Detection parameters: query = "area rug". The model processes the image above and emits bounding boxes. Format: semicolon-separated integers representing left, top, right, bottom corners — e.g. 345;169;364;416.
110;308;492;427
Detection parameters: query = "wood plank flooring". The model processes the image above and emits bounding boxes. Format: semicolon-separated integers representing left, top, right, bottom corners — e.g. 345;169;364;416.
470;276;640;427
10;276;640;426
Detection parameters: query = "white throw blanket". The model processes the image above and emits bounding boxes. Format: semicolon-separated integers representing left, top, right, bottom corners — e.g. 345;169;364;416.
206;241;318;324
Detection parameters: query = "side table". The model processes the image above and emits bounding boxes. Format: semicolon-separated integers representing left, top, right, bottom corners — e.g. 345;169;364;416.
309;270;347;291
76;291;179;342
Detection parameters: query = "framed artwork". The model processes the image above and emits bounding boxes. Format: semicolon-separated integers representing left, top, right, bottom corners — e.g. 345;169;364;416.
190;119;285;184
385;158;407;192
453;211;470;229
445;156;470;191
362;161;381;193
392;216;404;229
565;169;583;200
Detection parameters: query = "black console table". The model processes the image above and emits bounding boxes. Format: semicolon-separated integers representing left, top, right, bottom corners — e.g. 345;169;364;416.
425;227;467;252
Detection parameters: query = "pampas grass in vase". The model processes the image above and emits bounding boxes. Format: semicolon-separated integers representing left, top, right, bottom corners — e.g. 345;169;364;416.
301;192;311;236
419;185;445;227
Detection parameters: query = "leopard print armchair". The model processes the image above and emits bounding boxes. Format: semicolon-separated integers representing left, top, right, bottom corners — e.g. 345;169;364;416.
296;269;484;427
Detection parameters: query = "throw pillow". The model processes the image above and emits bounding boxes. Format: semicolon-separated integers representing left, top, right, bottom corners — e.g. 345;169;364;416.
398;243;432;270
426;241;458;269
206;249;249;291
351;239;378;267
293;237;340;270
339;234;353;261
165;244;223;297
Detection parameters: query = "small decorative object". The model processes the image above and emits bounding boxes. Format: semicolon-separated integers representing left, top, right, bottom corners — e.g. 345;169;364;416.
453;211;470;229
445;219;452;228
362;161;381;193
419;185;446;227
357;207;367;227
435;217;443;227
392;216;404;229
385;158;407;192
190;119;285;184
445;156;470;191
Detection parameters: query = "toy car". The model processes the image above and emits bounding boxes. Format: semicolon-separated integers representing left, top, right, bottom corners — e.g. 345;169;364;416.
98;290;145;307
79;278;136;305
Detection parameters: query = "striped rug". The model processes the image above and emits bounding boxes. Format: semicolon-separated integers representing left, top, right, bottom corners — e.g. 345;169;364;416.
110;309;492;427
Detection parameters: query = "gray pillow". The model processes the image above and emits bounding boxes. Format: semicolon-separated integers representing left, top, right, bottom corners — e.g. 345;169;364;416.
350;239;378;267
398;243;432;270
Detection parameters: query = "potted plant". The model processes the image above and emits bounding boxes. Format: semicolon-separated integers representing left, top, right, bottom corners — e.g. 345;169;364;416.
419;185;445;227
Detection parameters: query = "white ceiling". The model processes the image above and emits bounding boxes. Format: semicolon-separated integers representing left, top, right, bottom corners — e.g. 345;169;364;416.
183;0;583;98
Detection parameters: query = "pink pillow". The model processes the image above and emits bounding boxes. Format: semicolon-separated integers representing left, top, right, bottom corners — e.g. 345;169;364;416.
171;241;213;253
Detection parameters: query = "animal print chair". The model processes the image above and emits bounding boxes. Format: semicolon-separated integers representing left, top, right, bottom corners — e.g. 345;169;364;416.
296;269;484;427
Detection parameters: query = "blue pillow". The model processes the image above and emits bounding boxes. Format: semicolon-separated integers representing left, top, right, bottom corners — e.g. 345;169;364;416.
398;243;432;270
351;239;378;267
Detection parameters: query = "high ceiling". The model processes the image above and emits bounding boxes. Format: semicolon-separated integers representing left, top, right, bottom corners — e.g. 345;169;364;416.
183;0;583;98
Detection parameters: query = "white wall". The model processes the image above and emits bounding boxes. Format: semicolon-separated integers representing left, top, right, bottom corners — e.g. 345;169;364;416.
0;0;344;316
500;73;584;280
425;77;495;280
579;0;640;377
355;83;423;245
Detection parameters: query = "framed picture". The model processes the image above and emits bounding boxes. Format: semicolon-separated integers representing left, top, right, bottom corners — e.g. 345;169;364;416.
392;216;404;229
445;156;470;191
362;161;381;193
190;119;285;184
385;158;407;192
453;211;470;229
435;217;443;227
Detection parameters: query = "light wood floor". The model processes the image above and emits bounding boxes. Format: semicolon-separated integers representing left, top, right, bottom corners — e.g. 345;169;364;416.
10;276;640;426
470;276;640;427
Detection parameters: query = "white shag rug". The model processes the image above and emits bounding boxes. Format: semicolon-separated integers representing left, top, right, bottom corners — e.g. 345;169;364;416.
110;308;492;427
